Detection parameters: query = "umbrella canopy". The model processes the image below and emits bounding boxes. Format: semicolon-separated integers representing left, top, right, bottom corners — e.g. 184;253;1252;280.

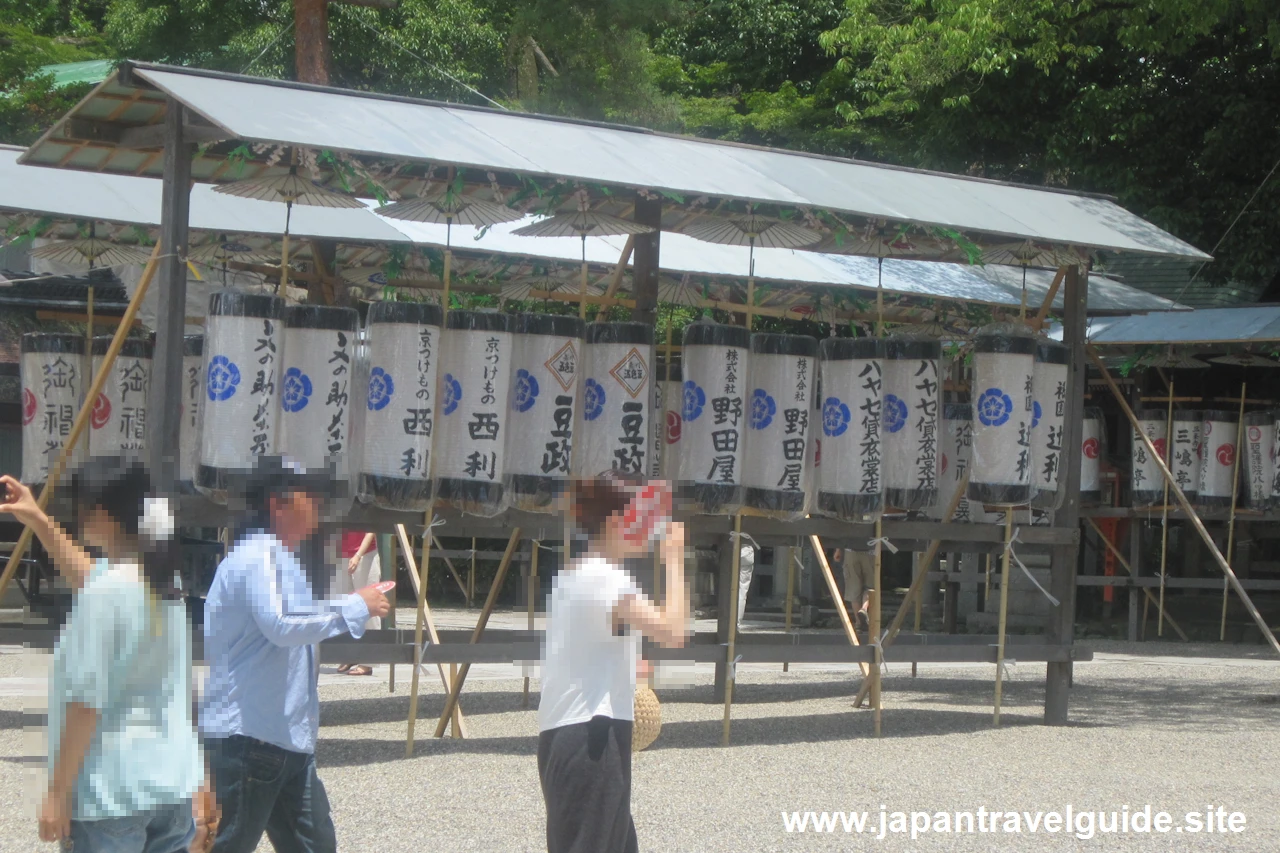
512;210;654;240
658;275;705;307
1140;349;1211;369
1207;353;1280;368
682;214;820;249
213;169;365;209
31;238;150;268
377;189;522;228
980;239;1083;269
501;276;602;301
818;222;942;258
188;238;278;265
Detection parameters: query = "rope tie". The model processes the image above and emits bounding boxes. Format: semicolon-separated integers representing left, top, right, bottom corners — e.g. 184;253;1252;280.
867;536;898;554
1006;528;1060;606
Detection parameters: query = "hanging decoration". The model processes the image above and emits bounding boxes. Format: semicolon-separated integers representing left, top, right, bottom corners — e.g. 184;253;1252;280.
179;335;204;493
1080;407;1105;506
196;291;286;503
933;403;991;523
1030;340;1069;510
505;314;584;512
742;333;819;520
968;325;1036;507
357;301;443;512
576;322;654;479
1197;410;1239;509
1130;409;1168;508
675;320;750;514
816;337;884;519
1243;410;1273;511
20;333;86;486
883;332;941;510
434;311;513;516
1170;410;1202;502
88;336;152;457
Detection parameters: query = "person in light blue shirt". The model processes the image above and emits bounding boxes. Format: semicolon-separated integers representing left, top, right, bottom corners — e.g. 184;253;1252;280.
0;457;207;853
199;456;389;853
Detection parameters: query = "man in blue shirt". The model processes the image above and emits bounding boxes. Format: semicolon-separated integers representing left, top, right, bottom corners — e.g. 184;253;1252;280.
200;456;390;852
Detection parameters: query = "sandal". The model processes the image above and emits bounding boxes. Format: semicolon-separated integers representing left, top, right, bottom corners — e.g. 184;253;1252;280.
345;665;373;676
336;664;353;674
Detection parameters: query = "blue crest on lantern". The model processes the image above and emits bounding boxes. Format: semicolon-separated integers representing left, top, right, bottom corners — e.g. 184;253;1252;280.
822;397;851;438
443;374;461;415
281;367;312;413
749;388;776;430
977;387;1013;427
1031;400;1042;429
682;380;706;422
367;367;394;411
883;393;908;434
512;369;540;413
583;378;605;421
206;355;240;402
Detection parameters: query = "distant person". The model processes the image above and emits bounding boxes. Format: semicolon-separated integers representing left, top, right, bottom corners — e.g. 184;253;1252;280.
834;547;875;634
334;530;381;676
200;456;390;853
539;473;689;853
1;459;210;852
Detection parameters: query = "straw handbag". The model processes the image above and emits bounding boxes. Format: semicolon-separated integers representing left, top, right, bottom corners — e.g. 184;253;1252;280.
633;684;662;751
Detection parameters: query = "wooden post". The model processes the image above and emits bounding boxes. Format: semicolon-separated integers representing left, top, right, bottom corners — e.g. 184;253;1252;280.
1045;264;1087;725
911;552;922;678
0;244;162;601
524;540;539;707
629;194;662;327
993;507;1015;726
1158;378;1174;637
406;508;436;754
1089;348;1280;658
870;519;883;737
149;99;194;490
1083;517;1189;641
783;540;798;673
721;514;743;746
1221;384;1247;641
388;533;397;693
807;536;868;678
468;537;477;606
433;528;522;738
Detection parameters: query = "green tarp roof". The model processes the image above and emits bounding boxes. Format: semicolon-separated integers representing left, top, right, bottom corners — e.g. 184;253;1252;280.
37;60;115;88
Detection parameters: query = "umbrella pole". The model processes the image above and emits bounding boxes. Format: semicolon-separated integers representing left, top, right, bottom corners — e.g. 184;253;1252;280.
579;236;588;321
876;256;884;338
278;201;293;296
1020;265;1028;321
746;241;755;331
1158;378;1174;636
1220;383;1247;641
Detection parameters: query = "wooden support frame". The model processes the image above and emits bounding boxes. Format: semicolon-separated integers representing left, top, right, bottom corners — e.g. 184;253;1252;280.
1083;517;1189;641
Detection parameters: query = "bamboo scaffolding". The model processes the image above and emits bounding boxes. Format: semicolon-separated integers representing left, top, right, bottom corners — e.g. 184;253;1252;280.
808;536;868;678
1221;384;1247;641
523;540;539;707
993;507;1015;726
783;540;798;673
1157;378;1175;637
1083;517;1189;641
870;518;883;736
0;244;162;602
721;514;744;746
1089;349;1280;658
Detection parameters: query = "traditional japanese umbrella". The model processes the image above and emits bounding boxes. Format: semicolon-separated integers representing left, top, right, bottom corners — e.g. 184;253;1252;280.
841;224;933;337
213;157;364;294
377;185;523;312
500;273;601;303
1143;349;1210;370
1208;353;1280;368
512;206;654;319
980;240;1083;321
682;208;819;329
188;236;278;286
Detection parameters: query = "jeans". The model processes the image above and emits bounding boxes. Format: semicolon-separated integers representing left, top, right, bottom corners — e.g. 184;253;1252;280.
206;735;336;853
67;801;194;853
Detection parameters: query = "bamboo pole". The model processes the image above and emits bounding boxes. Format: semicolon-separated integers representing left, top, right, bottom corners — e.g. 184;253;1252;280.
1220;384;1247;641
431;535;469;599
406;506;435;754
433;528;522;738
0;244;162;602
1083;517;1189;641
783;540;798;673
389;534;398;693
870;518;883;737
852;474;969;708
993;507;1015;726
1089;348;1280;658
911;551;922;678
721;514;744;746
1158;378;1175;637
468;537;477;606
807;535;869;678
1032;266;1068;331
594;236;635;322
524;540;539;708
397;523;465;742
82;284;93;459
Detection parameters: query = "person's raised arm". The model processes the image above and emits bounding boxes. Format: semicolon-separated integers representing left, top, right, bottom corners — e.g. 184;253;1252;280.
347;531;376;575
246;545;389;647
0;475;91;591
615;521;690;648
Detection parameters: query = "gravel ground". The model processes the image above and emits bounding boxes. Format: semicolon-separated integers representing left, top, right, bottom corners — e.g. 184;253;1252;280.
1;624;1278;852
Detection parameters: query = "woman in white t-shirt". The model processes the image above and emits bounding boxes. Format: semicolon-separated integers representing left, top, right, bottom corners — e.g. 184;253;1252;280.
539;472;689;853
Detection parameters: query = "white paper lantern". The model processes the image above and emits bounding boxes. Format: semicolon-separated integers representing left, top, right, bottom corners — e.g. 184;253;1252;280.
1030;340;1069;509
20;333;86;485
88;336;152;457
968;329;1034;507
1130;409;1168;508
179;335;204;491
933;403;992;523
816;337;884;519
742;333;818;519
197;291;286;502
435;311;513;515
357;301;443;511
676;321;750;514
1080;407;1104;505
650;372;665;478
1170;411;1201;501
277;305;360;495
1272;415;1280;504
506;314;584;512
883;335;941;509
1197;410;1239;509
576;322;654;479
1243;411;1273;511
